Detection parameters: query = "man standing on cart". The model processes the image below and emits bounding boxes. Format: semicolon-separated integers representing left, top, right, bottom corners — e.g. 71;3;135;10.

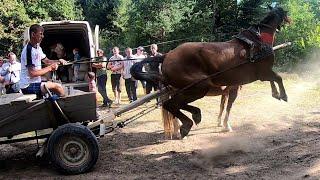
20;24;67;97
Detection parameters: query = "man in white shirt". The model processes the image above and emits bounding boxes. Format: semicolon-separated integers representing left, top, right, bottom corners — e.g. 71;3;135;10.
0;57;5;94
134;46;147;94
0;52;21;93
123;47;137;102
0;57;4;83
20;24;67;97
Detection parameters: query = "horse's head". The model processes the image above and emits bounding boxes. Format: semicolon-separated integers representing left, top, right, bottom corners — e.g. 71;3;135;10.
261;6;291;31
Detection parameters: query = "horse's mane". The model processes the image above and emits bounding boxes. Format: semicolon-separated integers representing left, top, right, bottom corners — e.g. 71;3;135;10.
260;7;287;24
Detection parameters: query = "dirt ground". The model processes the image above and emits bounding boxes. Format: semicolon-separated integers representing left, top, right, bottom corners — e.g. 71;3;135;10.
1;74;320;179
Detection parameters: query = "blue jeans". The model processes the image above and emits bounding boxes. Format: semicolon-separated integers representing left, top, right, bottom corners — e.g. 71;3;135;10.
6;83;20;94
97;74;111;104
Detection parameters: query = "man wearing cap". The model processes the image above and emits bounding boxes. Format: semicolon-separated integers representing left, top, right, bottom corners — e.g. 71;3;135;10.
134;46;147;94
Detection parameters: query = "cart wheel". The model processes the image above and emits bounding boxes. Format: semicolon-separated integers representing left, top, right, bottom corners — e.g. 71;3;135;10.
47;123;99;174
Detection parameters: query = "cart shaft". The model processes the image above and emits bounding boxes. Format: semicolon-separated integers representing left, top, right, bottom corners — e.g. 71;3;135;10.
88;88;170;130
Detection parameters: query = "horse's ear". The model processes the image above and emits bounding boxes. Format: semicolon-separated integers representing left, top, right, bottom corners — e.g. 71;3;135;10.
267;5;273;10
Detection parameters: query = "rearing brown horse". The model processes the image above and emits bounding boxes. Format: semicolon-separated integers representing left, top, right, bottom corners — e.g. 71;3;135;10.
131;7;291;138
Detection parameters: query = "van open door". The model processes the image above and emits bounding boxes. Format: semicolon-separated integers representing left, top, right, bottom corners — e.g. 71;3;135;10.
94;25;99;55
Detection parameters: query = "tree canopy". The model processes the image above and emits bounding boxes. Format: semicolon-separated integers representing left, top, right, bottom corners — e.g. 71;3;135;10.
0;0;319;70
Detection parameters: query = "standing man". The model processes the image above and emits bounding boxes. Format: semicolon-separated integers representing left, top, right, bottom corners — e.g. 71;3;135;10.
0;52;21;93
123;47;137;103
0;57;5;84
145;44;162;94
134;46;147;94
92;49;112;107
20;24;67;97
107;47;124;105
0;57;5;94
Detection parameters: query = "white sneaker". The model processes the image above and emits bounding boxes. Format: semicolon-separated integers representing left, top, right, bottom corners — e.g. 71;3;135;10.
114;99;119;105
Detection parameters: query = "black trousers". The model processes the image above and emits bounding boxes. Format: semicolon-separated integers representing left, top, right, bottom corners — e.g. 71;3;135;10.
125;78;137;102
97;74;111;104
146;81;159;94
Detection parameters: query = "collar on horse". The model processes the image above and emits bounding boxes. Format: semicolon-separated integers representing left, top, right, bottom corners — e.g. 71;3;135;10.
234;25;274;63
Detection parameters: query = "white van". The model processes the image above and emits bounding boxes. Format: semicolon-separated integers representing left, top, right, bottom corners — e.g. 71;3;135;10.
24;21;100;90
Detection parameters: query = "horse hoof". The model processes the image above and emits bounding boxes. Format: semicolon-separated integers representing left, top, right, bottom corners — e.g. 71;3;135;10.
221;127;233;133
217;123;223;127
180;124;192;139
281;95;288;102
192;113;202;125
272;94;281;100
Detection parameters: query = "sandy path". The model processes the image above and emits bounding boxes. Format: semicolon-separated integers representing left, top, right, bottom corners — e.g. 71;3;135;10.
0;76;320;179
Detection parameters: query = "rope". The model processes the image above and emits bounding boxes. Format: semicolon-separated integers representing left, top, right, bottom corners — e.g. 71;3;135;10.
170;61;250;99
118;102;157;116
169;42;291;98
116;105;158;128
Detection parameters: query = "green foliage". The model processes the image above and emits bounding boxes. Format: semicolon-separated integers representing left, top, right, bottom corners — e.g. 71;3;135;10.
0;0;83;54
0;0;30;52
79;0;114;29
276;0;320;70
0;0;319;71
23;0;83;21
120;0;197;50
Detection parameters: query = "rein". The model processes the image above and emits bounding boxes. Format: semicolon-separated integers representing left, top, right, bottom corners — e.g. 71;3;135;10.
169;42;291;99
259;23;274;30
58;57;147;66
169;61;250;99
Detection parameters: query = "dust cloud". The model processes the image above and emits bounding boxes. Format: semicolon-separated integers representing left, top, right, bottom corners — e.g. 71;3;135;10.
293;49;320;82
191;133;267;169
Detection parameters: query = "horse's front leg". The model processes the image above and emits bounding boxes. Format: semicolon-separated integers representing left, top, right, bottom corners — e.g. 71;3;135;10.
261;71;288;102
270;81;280;100
272;71;287;102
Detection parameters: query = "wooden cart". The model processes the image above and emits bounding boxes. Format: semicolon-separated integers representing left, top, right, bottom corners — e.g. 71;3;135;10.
0;88;168;174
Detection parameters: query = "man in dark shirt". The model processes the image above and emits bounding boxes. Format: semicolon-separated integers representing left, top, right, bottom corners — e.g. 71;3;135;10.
146;44;162;94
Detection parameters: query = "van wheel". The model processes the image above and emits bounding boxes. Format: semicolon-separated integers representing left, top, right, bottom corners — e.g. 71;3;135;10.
47;123;99;174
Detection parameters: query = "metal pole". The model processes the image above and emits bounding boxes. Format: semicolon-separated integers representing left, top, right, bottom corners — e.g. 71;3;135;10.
88;88;171;129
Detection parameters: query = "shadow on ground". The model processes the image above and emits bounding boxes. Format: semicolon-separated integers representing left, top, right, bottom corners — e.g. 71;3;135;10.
0;119;320;179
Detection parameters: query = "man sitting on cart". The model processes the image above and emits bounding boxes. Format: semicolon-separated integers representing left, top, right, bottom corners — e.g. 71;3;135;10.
19;24;67;97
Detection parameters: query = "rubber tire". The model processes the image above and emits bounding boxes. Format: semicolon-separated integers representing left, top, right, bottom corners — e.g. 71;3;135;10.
47;123;99;175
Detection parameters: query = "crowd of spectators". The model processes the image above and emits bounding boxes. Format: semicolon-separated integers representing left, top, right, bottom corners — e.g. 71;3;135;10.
1;24;162;109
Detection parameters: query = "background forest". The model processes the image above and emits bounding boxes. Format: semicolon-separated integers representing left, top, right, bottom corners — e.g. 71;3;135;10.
0;0;319;70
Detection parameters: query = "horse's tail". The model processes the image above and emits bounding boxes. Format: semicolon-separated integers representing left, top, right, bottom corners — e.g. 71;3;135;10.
161;92;181;139
130;55;166;84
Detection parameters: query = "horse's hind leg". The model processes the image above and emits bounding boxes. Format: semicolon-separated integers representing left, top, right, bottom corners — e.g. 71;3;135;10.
163;87;208;138
181;104;201;125
222;87;239;132
217;93;228;127
163;100;194;139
